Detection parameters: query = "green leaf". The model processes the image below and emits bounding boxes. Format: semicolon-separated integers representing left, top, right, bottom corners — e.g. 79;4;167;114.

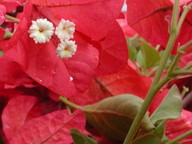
137;50;145;68
3;31;13;39
126;36;140;62
70;129;97;144
132;134;161;144
0;51;3;56
82;94;155;141
138;39;161;69
151;120;168;141
150;85;182;124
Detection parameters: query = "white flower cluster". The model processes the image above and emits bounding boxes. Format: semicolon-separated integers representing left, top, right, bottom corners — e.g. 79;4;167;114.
28;18;77;59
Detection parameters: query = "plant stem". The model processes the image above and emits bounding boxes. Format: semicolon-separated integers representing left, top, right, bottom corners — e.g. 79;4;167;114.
183;63;192;70
5;15;20;22
122;86;158;144
167;40;192;76
165;130;192;144
59;96;83;109
123;1;180;144
172;70;192;76
177;3;192;34
153;1;180;85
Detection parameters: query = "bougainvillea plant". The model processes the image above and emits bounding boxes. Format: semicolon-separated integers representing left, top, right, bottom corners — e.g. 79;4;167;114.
0;0;192;144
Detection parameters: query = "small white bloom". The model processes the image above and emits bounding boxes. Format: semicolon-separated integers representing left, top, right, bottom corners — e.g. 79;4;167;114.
56;40;77;59
55;19;75;41
28;18;54;43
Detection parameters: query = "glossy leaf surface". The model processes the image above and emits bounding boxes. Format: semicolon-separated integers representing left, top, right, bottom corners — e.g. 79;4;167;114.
82;94;154;141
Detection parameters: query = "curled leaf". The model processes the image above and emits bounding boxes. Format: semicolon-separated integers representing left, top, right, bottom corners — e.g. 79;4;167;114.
82;94;155;141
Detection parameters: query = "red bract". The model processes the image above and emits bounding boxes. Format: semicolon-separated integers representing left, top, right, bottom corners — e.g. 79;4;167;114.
117;13;137;37
2;95;86;144
0;56;35;88
166;110;192;144
2;96;38;142
4;0;128;100
0;0;25;12
12;109;85;144
0;5;6;25
179;52;192;67
32;0;127;75
73;64;167;115
126;0;192;52
0;27;5;41
72;65;151;105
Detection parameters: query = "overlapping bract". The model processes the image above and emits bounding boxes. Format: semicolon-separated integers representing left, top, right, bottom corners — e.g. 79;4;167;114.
0;0;191;144
126;0;192;53
0;0;128;143
4;0;128;100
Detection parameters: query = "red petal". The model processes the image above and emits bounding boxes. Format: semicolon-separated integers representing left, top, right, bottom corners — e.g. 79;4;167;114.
166;110;192;144
2;96;38;142
148;89;169;114
0;56;35;88
179;52;192;67
0;4;6;25
72;65;151;105
5;2;99;98
0;1;23;13
35;0;127;75
126;0;172;48
95;21;128;75
10;110;85;144
117;13;137;37
0;27;5;41
126;0;192;53
31;0;106;6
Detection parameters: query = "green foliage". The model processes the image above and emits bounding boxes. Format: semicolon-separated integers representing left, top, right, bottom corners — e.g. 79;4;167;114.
150;85;182;124
0;51;3;56
127;37;161;76
151;120;166;139
132;134;161;144
70;129;97;144
137;39;161;69
126;36;140;62
82;94;154;141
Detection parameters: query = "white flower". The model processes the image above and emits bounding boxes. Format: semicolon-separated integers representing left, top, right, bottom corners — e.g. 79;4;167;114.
55;19;75;41
28;18;54;43
56;40;77;59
